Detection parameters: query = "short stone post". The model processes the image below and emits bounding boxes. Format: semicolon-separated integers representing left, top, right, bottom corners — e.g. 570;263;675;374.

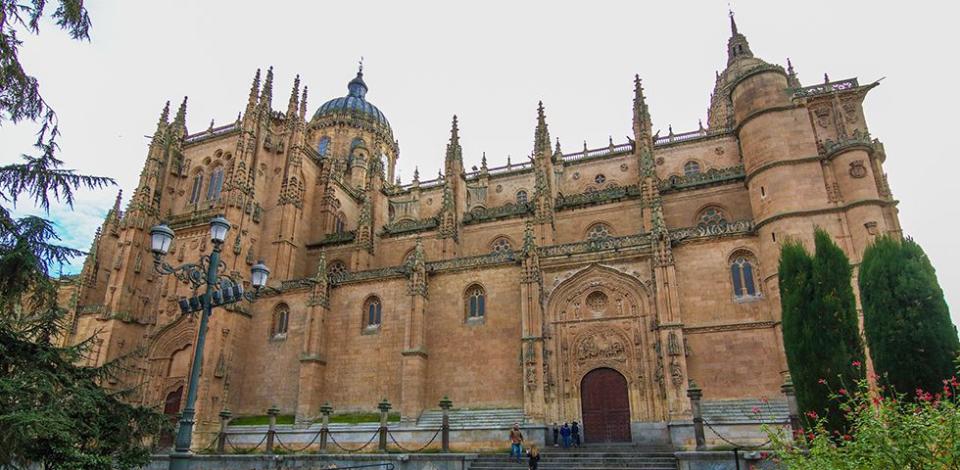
217;409;232;453
782;375;802;439
319;402;333;452
686;379;706;451
378;399;392;452
439;396;453;452
266;405;279;454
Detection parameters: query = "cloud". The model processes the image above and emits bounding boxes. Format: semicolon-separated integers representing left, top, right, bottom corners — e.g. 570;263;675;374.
10;187;119;276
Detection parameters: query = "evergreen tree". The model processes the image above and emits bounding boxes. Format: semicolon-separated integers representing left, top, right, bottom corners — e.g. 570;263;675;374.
780;229;865;431
0;1;167;468
860;235;959;398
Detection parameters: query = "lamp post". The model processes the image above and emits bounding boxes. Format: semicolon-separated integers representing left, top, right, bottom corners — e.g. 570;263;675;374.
150;216;269;470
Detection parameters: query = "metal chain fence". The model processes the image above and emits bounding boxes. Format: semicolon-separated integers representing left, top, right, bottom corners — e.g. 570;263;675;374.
386;428;442;453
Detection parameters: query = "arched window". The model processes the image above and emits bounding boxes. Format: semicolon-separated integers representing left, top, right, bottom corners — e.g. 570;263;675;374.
329;261;348;282
189;172;203;204
364;297;382;328
317;136;331;157
491;237;512;254
586;223;612;240
697;207;727;227
272;304;289;338
730;252;760;299
466;284;485;319
334;212;346;234
684;161;701;176
206;166;224;201
516;190;528;205
350;137;365;151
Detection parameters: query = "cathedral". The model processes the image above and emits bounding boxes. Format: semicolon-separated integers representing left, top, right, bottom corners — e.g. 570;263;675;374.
63;15;900;448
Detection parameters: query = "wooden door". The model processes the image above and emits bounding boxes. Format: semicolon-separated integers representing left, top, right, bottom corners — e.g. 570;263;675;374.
158;386;183;449
580;368;631;443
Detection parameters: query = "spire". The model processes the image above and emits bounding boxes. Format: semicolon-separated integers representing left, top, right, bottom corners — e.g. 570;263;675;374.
286;74;300;118
633;75;653;147
413;166;420;183
445;115;462;165
259;66;274;113
172;97;188;135
533;101;551;158
152;100;170;141
554;138;562;157
299;86;308;120
481;152;488;171
112;189;123;214
786;58;801;88
246;68;261;114
726;10;754;65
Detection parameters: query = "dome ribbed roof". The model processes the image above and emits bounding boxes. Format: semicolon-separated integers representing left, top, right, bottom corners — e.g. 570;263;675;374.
312;70;391;130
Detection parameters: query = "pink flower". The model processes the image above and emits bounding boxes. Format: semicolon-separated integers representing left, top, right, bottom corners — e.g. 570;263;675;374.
805;410;818;419
838;388;848;395
852;361;861;367
751;406;761;414
842;434;852;441
818;378;827;385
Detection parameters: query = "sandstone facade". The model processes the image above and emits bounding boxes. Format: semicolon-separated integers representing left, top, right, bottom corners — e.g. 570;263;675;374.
63;16;900;445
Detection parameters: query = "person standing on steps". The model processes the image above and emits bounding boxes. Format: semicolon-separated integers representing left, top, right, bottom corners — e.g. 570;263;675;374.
571;420;581;447
560;422;572;449
527;445;541;470
509;423;525;463
551;422;559;447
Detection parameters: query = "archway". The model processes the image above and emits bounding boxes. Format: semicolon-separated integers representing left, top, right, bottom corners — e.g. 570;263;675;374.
158;386;183;449
580;368;631;443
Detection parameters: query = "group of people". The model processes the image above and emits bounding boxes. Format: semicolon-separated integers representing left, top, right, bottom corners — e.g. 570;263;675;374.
551;421;581;448
508;421;583;470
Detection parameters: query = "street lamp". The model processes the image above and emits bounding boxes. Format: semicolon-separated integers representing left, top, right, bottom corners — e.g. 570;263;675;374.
150;215;269;470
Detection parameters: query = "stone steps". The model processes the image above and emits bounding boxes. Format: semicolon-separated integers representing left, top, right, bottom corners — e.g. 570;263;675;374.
469;449;678;470
417;408;526;428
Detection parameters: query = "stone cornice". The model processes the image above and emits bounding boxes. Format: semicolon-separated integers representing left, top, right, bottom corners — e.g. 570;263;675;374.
684;320;777;335
754;198;898;230
659;165;745;193
744;155;821;185
734;104;798;136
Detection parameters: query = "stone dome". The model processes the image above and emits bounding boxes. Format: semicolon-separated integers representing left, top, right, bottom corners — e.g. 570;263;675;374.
312;70;391;131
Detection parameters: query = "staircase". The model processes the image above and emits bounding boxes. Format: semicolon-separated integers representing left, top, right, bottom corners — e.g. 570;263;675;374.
417;408;526;428
469;447;678;470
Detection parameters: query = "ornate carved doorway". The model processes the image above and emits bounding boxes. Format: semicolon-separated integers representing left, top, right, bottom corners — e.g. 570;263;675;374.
158;386;183;448
581;368;632;443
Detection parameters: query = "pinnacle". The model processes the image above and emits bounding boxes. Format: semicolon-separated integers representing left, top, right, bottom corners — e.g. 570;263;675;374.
287;74;300;116
248;68;261;101
299;86;309;118
173;96;188;125
260;66;274;106
158;100;171;125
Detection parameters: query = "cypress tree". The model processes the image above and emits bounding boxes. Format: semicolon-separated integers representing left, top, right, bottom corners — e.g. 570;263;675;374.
860;236;959;398
780;229;865;431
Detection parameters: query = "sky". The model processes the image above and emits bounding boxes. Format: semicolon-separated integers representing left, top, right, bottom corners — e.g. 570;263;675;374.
2;1;957;323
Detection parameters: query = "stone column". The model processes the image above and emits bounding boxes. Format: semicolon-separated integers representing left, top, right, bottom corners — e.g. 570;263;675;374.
401;240;429;422
686;380;705;450
265;405;278;454
297;261;331;424
378;399;392;452
439;396;453;452
319;402;332;452
216;409;231;453
781;375;802;438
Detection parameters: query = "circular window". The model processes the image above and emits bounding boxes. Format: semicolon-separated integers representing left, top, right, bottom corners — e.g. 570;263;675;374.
586;291;608;312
